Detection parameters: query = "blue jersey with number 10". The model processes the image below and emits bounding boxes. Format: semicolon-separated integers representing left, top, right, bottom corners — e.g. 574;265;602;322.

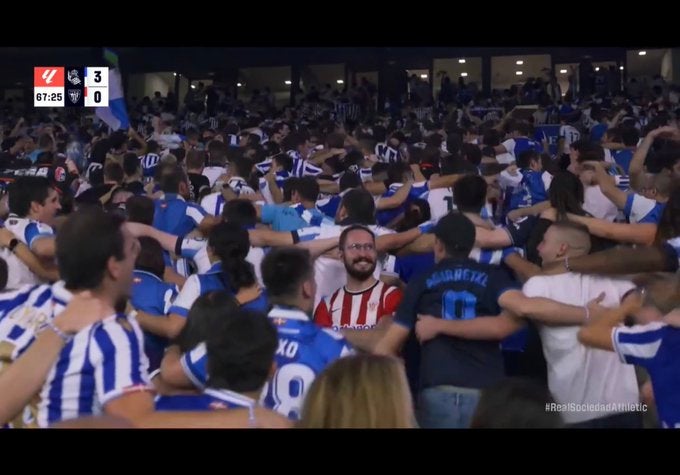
394;257;520;390
261;306;352;420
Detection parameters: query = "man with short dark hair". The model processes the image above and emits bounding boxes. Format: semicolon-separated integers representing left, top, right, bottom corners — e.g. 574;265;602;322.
261;247;352;420
3;176;60;288
314;225;401;351
155;308;277;419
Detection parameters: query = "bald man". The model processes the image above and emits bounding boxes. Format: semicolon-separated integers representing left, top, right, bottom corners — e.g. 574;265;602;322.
415;220;642;428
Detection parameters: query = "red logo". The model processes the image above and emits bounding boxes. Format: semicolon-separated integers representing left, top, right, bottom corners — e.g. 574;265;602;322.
273;318;286;326
34;67;64;87
53;167;66;182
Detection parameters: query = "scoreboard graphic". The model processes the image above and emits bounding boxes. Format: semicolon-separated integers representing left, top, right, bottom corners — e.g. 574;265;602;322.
34;66;109;108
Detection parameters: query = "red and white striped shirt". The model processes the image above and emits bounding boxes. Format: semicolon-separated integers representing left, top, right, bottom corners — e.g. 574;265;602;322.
314;281;402;330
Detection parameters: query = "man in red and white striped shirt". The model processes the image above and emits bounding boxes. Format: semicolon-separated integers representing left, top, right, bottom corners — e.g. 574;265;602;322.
314;225;402;342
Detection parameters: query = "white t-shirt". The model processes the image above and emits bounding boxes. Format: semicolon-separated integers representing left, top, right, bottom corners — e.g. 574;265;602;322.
584;185;619;222
3;216;54;289
522;273;638;424
427;187;453;221
559;125;581;154
202;166;226;188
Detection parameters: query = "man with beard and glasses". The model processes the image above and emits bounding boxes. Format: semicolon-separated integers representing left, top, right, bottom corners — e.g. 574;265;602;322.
314;225;402;351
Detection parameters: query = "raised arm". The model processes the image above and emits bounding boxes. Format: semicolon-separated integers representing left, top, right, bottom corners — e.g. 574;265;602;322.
584;160;628;210
376;181;413;210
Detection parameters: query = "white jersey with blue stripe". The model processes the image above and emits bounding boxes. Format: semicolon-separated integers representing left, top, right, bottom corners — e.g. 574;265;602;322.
5;214;54;249
37;312;152;427
612;322;680;428
623;194;665;224
261;306;353;420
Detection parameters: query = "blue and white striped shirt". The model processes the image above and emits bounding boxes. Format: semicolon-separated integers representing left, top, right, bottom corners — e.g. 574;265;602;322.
37;312;152;427
287;150;323;177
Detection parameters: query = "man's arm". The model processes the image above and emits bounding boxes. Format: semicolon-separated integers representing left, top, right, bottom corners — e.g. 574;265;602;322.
248;228;294;247
31;236;56;259
0;228;59;281
341;316;394;353
542;245;673;276
376;225;431;253
296;237;339;258
507;201;550;221
159;346;195;389
415;312;524;343
474;226;513;249
504;253;542;283
376;181;412;210
577;292;640;351
374;277;424;356
134;310;186;340
395;233;434;256
105;392;292;428
585;160;628;210
567;213;656;245
265;169;284;204
498;289;596;325
428;173;462;190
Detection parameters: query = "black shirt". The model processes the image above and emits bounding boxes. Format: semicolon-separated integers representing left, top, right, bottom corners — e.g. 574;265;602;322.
125;180;145;195
188;172;210;203
395;257;520;390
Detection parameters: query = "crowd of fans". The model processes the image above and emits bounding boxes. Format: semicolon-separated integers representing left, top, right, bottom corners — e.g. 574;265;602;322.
0;64;679;428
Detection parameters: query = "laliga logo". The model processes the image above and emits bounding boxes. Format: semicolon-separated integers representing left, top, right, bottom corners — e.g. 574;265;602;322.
42;69;58;84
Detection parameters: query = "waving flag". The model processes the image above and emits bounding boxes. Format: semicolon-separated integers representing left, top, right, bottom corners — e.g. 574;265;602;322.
95;49;129;131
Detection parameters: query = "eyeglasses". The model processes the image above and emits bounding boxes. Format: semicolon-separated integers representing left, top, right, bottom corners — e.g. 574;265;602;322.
344;243;375;252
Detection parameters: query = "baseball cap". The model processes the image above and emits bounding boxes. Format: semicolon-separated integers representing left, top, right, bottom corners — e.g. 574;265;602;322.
434;212;476;255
